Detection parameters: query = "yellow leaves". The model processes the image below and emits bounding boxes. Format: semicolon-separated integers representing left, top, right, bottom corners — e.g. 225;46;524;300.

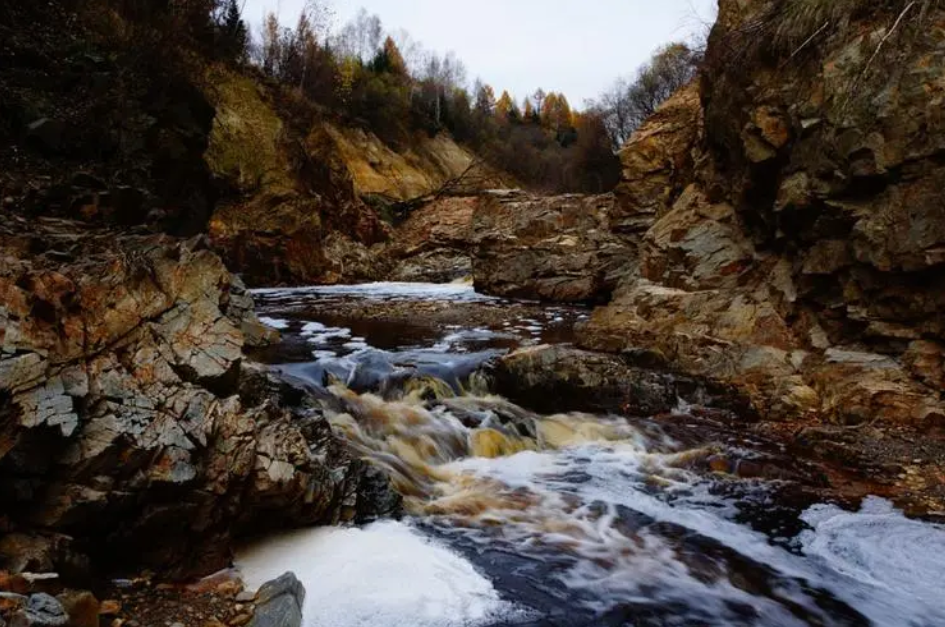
541;92;573;131
495;90;515;119
336;57;359;103
382;36;407;76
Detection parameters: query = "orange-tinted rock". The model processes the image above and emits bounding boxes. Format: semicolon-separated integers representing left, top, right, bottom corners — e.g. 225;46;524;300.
204;69;390;287
0;217;396;578
471;191;633;303
575;0;945;513
57;590;100;627
99;600;121;616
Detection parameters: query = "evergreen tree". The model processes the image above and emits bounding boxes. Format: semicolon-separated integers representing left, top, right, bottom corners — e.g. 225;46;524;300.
220;0;248;61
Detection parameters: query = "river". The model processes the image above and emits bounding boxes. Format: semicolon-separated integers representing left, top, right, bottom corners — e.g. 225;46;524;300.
234;283;945;627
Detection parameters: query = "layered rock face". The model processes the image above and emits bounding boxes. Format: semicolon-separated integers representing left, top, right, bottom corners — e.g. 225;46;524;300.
323;125;507;202
0;215;393;578
205;69;390;287
471;191;633;302
579;0;945;511
384;196;479;282
403;86;701;303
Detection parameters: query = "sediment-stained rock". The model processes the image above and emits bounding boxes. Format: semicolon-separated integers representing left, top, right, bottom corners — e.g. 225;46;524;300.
384;196;478;283
576;0;945;513
612;82;702;239
471;190;632;302
0;215;394;578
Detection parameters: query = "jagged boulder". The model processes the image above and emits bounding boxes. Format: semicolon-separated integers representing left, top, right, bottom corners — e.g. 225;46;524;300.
612;81;702;239
248;572;305;627
701;0;945;352
489;345;749;417
383;196;478;282
7;594;67;627
0;215;394;578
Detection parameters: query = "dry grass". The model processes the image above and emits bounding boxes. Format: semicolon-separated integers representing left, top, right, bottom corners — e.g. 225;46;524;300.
770;0;938;56
708;0;940;70
771;0;862;52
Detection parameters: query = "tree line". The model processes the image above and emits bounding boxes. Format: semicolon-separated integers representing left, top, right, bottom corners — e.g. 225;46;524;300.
239;3;628;193
166;1;701;195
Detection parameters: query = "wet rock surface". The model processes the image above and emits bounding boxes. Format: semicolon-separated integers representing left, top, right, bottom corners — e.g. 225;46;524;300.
0;215;395;579
488;345;751;418
6;593;67;627
245;283;945;626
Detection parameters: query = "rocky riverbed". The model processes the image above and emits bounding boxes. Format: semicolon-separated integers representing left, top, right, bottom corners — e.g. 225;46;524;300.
235;282;945;627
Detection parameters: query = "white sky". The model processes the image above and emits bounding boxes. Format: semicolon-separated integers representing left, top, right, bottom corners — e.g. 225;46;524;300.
242;0;718;106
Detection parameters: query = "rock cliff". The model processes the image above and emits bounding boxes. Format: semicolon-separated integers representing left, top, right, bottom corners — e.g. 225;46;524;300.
322;125;506;203
455;0;945;512
471;191;632;302
383;196;479;282
205;69;390;287
0;215;395;579
578;0;945;512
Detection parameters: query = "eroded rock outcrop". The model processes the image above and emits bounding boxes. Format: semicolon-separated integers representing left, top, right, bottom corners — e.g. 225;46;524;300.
471;191;632;302
445;85;703;303
612;82;702;242
205;69;390;287
323;125;506;203
489;345;750;417
0;215;395;578
382;196;478;282
576;0;945;512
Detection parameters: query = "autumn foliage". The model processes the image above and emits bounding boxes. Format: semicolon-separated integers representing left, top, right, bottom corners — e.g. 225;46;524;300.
250;6;620;193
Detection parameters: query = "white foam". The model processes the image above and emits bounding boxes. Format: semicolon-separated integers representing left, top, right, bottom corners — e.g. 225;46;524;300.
301;322;353;344
235;521;519;627
442;443;945;625
258;317;290;330
252;282;498;303
799;496;945;624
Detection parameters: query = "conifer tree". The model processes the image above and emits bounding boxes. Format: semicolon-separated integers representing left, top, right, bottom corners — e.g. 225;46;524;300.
220;0;247;61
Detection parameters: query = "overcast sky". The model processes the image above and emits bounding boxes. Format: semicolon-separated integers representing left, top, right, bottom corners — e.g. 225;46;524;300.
242;0;718;106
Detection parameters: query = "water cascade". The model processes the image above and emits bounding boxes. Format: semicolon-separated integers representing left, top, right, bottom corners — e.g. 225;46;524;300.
237;283;945;627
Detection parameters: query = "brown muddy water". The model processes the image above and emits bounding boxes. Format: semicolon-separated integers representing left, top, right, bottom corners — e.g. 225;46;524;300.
236;282;945;627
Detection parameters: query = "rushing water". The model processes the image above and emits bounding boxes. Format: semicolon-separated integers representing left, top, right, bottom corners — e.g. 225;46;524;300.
237;282;945;627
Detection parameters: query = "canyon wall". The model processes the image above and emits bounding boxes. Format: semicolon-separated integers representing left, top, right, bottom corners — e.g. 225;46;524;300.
577;0;945;512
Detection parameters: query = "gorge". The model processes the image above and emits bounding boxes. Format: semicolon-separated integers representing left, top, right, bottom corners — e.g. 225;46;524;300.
2;0;945;626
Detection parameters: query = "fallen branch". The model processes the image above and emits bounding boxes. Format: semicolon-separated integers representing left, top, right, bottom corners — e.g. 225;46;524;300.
786;20;831;64
861;1;917;78
388;157;490;225
841;1;918;114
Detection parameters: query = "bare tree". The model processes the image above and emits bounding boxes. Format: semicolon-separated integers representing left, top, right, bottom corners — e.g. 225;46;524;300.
597;43;700;149
532;88;547;119
336;8;383;62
